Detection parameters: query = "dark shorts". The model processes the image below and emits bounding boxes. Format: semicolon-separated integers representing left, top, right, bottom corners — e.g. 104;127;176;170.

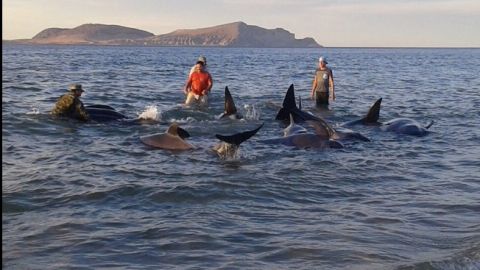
315;92;329;106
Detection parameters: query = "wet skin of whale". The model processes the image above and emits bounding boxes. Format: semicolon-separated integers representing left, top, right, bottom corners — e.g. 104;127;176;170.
219;86;243;120
140;123;194;151
275;84;323;123
85;104;127;122
261;120;344;149
381;118;433;136
283;114;308;137
342;98;434;136
282;113;369;142
140;122;264;158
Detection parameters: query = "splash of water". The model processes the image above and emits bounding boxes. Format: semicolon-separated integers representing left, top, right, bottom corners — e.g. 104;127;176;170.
216;143;241;160
244;104;261;120
137;105;161;120
26;107;40;115
168;117;197;124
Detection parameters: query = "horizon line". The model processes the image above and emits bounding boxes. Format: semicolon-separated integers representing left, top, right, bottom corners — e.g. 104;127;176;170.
2;42;479;49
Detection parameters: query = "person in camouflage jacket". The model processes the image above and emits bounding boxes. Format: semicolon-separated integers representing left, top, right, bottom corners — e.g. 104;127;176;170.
51;84;89;121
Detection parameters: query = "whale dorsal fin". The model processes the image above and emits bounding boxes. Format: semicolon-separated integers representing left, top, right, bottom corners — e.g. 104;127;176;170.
215;123;264;146
298;96;302;110
282;84;297;110
363;98;382;124
425;120;434;129
224;86;238;116
166;123;190;139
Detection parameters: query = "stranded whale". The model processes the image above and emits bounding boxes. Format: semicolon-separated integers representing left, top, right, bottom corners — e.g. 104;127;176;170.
85;104;127;122
261;120;343;149
283;114;308;137
275;84;323;123
219;86;243;120
342;98;434;136
140;122;263;158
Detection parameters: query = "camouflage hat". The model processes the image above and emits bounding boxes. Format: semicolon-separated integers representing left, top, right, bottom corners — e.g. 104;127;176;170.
69;84;84;92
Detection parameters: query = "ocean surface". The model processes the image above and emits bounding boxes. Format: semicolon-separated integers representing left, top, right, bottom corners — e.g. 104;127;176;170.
2;45;480;270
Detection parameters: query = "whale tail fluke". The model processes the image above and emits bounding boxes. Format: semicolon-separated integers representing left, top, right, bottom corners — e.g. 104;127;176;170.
215;123;264;146
363;98;382;124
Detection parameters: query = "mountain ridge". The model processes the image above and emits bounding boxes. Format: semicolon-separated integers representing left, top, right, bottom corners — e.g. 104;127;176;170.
5;22;321;48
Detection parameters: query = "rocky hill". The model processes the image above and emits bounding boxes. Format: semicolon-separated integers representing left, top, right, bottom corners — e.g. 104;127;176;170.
5;22;321;47
141;22;320;47
28;24;154;44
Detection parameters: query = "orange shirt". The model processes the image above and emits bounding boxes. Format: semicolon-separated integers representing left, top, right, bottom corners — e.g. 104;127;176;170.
188;71;212;96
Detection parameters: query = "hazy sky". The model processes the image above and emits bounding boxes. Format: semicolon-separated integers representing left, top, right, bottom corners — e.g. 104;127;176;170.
3;0;480;47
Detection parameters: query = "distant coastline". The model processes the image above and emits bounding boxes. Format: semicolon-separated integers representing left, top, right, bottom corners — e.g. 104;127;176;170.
4;42;478;49
3;22;322;48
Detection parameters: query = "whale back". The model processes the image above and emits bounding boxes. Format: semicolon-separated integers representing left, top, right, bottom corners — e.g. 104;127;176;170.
140;123;194;150
283;114;307;136
383;118;432;136
85;104;126;122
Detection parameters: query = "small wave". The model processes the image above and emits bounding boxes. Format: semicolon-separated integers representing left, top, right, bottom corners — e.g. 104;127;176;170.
397;245;480;270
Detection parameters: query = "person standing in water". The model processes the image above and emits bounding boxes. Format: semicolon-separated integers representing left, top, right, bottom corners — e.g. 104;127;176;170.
310;56;335;107
184;60;213;105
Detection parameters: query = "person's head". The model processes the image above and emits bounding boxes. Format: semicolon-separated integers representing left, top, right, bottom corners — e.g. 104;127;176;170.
195;61;205;72
318;56;328;68
69;84;85;96
197;55;207;66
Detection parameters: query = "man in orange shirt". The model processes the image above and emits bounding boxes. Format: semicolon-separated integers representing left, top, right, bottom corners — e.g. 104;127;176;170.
184;61;213;105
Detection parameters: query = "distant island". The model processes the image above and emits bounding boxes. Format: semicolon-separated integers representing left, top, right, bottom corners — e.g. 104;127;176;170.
4;22;322;48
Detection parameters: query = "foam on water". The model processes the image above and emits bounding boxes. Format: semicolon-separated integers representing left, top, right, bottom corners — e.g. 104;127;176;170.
137;105;160;120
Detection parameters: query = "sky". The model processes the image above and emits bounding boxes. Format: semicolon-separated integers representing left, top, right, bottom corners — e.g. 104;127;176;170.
3;0;480;47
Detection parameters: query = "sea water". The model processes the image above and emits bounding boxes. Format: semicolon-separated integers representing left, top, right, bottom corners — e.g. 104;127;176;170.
3;45;480;269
